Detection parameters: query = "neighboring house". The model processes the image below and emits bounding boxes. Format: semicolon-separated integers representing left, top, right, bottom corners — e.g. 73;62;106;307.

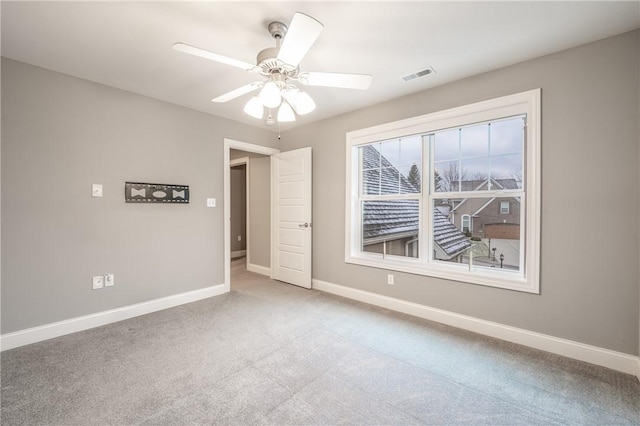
361;145;471;260
450;178;521;240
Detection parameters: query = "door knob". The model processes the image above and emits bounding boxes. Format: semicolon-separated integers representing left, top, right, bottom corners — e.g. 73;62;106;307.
299;223;310;228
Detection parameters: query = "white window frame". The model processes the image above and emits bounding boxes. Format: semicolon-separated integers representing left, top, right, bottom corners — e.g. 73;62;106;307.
345;89;541;293
500;201;510;214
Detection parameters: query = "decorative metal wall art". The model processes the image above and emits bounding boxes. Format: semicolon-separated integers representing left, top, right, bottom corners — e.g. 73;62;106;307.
125;182;189;203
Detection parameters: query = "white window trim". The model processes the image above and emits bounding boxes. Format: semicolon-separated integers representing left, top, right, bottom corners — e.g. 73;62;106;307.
500;201;510;214
345;89;541;294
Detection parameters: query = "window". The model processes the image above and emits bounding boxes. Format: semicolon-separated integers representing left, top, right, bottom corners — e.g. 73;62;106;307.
500;201;510;214
345;89;540;293
461;214;471;233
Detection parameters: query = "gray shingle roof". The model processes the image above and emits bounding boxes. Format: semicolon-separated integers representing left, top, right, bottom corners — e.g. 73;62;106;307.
433;209;472;256
363;200;419;241
361;145;470;258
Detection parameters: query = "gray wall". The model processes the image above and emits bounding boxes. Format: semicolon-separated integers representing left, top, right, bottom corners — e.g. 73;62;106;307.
230;165;246;253
280;30;640;355
1;58;275;334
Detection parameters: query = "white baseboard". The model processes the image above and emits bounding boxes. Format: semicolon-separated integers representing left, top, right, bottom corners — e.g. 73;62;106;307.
1;284;228;351
231;250;246;258
247;263;271;277
312;279;640;379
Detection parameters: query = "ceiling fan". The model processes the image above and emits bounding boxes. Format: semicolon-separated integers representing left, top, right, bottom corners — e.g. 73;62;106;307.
172;13;372;124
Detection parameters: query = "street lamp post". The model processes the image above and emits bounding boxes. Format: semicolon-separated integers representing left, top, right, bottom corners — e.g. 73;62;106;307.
488;239;491;258
499;253;504;269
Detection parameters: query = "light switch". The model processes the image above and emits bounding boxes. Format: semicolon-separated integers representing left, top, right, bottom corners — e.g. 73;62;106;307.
104;273;114;287
207;198;216;207
92;184;103;197
92;276;104;290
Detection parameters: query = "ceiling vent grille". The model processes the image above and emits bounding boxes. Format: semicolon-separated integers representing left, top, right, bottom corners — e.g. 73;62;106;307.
402;67;435;81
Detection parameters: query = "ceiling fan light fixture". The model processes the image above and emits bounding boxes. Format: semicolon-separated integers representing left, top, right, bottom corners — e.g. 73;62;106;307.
260;81;282;108
293;90;315;115
277;101;296;122
283;88;315;115
174;12;372;125
243;96;264;119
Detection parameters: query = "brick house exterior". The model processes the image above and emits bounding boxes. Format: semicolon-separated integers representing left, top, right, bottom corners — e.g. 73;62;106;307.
450;178;521;240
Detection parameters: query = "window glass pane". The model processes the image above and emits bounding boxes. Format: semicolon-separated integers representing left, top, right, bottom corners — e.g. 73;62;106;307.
490;117;523;156
399;136;422;193
404;163;422;193
431;116;525;194
432;202;472;261
361;144;381;196
362;200;419;258
460;157;490;188
434;128;459;162
433;160;462;193
491;154;522;188
380;139;400;167
432;198;521;272
461;123;489;158
360;138;421;196
380;167;400;194
362;144;380;170
362;169;380;195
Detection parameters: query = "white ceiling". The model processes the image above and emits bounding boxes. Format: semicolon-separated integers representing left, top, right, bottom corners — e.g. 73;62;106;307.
2;1;639;130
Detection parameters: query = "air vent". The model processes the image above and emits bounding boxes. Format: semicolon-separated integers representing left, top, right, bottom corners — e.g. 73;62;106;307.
402;67;435;81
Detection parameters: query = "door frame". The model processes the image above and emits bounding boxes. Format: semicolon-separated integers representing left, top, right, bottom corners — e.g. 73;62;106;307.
223;138;279;290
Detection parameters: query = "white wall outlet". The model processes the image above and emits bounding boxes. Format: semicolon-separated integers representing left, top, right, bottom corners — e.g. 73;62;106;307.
104;273;114;287
206;198;216;207
237;235;242;242
92;184;103;198
387;274;394;285
92;275;104;290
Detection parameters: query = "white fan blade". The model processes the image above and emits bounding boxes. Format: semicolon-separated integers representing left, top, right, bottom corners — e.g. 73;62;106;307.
277;13;323;67
299;72;372;90
173;42;256;71
212;83;260;103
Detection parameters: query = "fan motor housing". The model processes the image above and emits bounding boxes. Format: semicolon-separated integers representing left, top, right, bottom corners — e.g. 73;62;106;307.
256;47;298;77
256;47;280;70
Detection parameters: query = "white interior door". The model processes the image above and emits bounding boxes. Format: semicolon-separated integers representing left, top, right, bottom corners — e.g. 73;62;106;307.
271;147;312;289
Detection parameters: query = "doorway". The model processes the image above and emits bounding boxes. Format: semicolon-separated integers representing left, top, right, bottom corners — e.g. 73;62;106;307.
223;139;279;290
224;140;313;291
229;161;247;262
